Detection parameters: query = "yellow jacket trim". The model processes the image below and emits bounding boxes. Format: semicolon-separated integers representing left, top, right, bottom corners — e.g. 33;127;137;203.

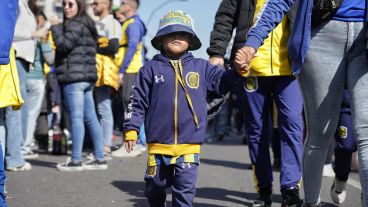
250;0;292;76
147;143;201;156
0;47;24;110
124;130;138;141
236;67;252;77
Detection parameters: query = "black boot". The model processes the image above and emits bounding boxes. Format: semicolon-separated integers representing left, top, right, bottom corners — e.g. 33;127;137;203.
252;188;272;207
281;188;303;207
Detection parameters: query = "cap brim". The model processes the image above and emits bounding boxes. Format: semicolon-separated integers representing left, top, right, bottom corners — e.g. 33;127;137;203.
151;24;202;51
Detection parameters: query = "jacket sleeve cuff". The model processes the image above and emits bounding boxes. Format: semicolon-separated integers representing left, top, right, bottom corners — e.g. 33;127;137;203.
124;130;138;141
245;35;263;51
236;67;251;77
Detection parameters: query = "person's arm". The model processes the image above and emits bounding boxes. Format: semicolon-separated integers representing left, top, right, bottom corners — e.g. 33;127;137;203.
119;22;141;73
97;19;121;55
51;21;83;53
235;0;297;72
206;62;243;96
207;0;238;60
0;0;19;64
41;41;55;66
97;38;120;55
245;0;296;50
123;65;151;152
123;64;152;137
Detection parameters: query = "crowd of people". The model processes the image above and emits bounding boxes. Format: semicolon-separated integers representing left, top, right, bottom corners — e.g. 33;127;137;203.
0;0;367;206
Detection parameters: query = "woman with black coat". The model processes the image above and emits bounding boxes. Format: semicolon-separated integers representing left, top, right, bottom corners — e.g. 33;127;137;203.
51;0;107;171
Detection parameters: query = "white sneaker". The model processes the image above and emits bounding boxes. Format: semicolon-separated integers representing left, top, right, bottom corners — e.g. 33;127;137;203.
6;162;32;172
83;159;108;170
22;151;39;159
330;178;347;204
136;144;147;152
111;145;143;158
56;158;83;172
322;164;335;177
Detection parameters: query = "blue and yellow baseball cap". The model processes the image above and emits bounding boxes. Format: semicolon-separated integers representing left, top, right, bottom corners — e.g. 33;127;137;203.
151;10;202;51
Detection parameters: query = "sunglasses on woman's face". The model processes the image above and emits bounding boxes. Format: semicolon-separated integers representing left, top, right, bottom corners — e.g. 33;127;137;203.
62;1;74;8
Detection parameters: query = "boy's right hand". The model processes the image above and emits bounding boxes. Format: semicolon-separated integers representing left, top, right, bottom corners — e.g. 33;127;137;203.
125;140;137;153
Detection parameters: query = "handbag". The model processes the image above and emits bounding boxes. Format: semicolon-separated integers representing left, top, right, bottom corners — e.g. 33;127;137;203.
312;0;344;28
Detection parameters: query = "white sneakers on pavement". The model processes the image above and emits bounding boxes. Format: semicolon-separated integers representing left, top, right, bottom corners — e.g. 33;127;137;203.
6;162;32;172
111;144;144;158
330;177;347;204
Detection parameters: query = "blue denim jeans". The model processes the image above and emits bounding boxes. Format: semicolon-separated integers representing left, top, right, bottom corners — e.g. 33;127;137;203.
63;82;104;161
95;86;113;147
299;21;367;205
138;124;146;146
16;60;28;148
0;109;5;156
21;79;45;154
0;109;7;206
5;60;27;168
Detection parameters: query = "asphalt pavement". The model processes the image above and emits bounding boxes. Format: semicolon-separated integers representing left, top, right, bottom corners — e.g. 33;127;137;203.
6;130;362;207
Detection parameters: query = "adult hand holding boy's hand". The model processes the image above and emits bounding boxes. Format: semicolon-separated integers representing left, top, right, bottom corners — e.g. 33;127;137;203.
125;140;137;153
234;46;256;73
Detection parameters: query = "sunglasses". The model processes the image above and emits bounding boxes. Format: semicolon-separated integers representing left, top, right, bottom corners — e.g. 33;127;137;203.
62;1;75;8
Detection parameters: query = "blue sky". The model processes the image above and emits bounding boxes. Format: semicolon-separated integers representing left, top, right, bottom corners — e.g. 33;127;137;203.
137;0;222;59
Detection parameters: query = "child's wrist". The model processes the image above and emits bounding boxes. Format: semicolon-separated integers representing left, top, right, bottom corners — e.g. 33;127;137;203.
124;130;138;141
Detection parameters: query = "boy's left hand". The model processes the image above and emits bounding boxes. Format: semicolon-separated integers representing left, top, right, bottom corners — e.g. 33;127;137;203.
124;140;137;153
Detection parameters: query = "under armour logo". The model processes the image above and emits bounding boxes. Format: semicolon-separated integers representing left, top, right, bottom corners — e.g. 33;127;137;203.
181;163;192;169
155;75;165;83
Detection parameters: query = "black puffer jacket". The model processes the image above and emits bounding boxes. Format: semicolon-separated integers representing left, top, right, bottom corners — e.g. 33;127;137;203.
207;0;255;62
51;16;98;84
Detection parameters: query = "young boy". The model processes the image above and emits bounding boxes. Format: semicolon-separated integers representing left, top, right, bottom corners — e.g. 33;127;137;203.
123;10;244;206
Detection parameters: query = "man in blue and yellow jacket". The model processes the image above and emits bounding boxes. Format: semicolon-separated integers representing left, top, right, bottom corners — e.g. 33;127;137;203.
242;1;303;206
209;0;303;206
0;0;21;206
115;0;146;111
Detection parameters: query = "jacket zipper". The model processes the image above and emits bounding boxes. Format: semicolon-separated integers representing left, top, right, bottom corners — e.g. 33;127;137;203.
270;31;274;74
174;63;179;155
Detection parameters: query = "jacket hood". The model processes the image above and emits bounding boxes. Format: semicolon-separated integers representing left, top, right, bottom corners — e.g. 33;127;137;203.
152;52;194;65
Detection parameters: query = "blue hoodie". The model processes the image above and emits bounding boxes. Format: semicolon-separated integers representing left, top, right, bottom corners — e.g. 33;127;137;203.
245;0;367;75
123;53;242;156
0;0;19;64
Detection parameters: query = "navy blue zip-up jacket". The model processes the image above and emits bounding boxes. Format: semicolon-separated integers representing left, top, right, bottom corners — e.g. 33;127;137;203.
123;52;242;156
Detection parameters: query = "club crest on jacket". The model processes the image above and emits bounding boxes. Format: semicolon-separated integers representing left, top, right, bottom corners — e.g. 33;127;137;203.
186;72;199;89
244;77;258;92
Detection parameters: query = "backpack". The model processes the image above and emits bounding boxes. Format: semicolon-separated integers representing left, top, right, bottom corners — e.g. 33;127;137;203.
312;0;344;28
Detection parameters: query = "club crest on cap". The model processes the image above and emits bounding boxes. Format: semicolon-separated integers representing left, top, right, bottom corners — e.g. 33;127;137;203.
158;10;195;31
151;10;202;51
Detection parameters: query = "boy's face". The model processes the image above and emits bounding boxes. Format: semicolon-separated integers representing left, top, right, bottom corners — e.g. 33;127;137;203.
161;32;192;57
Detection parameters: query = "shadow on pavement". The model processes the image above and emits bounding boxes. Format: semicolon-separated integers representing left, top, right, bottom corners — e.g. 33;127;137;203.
200;158;251;170
27;159;57;169
111;181;147;206
196;187;253;206
112;180;256;206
